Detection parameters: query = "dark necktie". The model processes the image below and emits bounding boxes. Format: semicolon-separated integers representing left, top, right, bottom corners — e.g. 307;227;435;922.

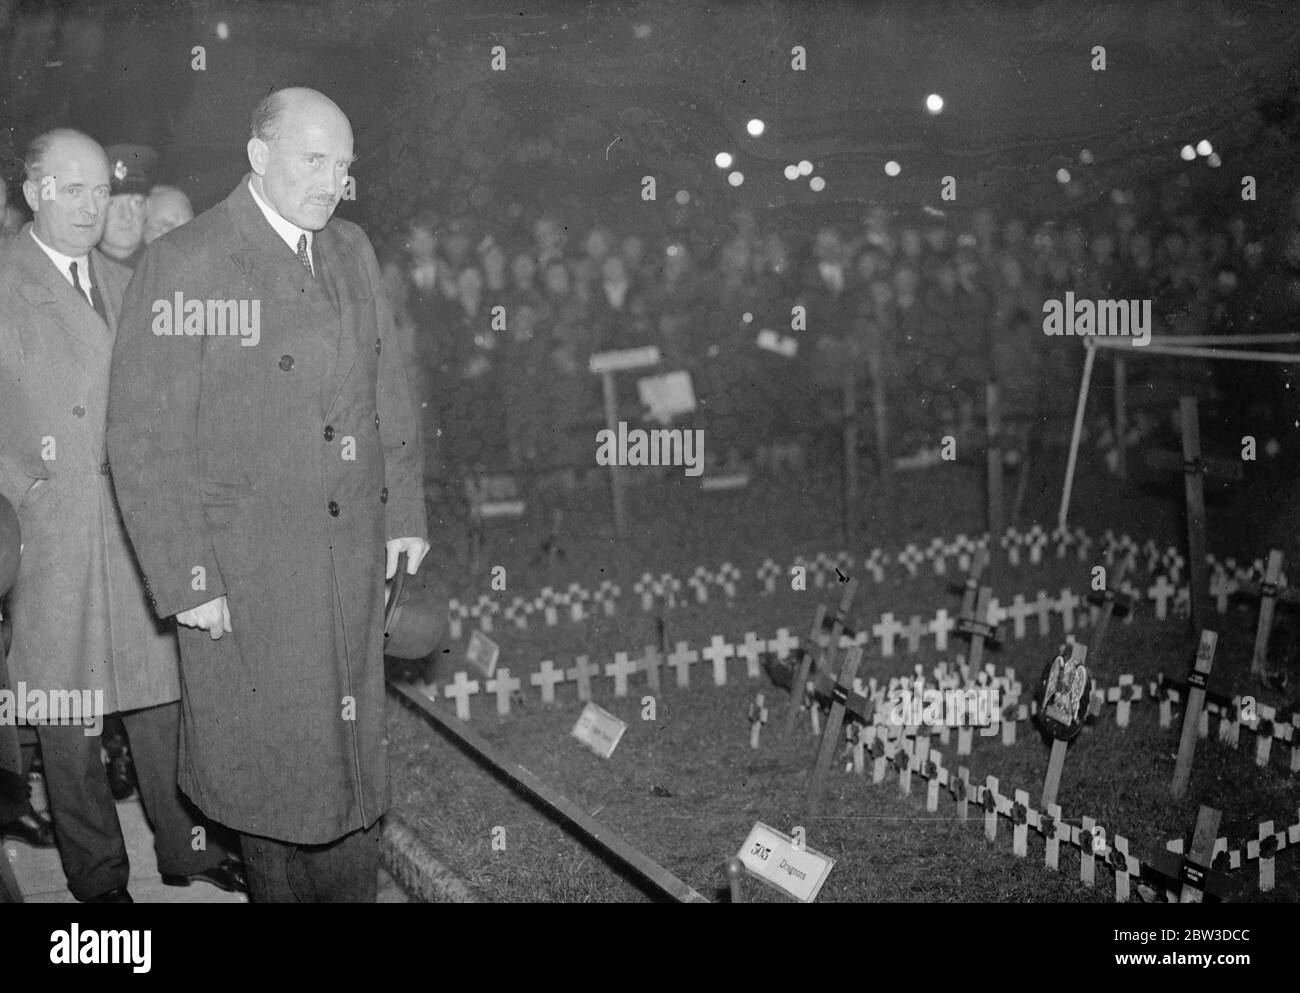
69;260;109;325
296;233;314;275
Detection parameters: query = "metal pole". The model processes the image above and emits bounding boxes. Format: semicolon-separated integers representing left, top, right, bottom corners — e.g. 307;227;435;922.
1058;339;1098;532
600;370;627;537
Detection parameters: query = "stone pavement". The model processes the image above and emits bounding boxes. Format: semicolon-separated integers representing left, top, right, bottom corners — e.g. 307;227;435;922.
4;794;408;903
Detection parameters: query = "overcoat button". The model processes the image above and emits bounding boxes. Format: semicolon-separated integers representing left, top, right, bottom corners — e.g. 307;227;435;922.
279;355;295;371
328;500;340;517
99;461;110;475
324;425;335;441
73;405;85;418
380;487;388;504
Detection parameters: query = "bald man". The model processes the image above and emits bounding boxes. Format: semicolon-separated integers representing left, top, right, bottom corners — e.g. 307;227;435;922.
143;184;193;245
107;89;429;902
0;129;243;902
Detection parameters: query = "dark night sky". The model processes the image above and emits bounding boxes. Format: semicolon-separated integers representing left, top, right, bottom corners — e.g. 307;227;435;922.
3;0;1299;234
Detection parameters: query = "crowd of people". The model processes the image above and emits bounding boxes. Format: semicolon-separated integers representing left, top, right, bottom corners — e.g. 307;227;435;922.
381;181;1300;488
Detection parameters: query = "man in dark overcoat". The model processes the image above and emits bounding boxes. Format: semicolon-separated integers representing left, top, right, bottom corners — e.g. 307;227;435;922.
106;89;429;902
0;129;242;902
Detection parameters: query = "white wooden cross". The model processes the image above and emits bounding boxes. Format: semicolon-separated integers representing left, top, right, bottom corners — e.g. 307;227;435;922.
529;660;566;704
1148;575;1176;621
1248;821;1278;893
666;641;699;689
953;533;975;572
1000;529;1022;567
1033;591;1055;637
657;573;682;608
863;549;886;583
767;627;799;661
1055;588;1080;634
606;651;639;697
635;572;656;611
929;608;955;651
502;597;527;630
566;654;600;702
1026;525;1048;565
1006;595;1034;640
1112;674;1136;727
444;671;480;720
927;537;948;575
898;543;924;577
594;581;620;616
754;560;779;596
716;563;740;598
873;612;903;657
736;632;766;678
539;587;559;626
813;551;835;588
486;667;521;716
566;583;589;622
1208;566;1230;615
1051;525;1072;560
470;594;497;633
702;634;736;686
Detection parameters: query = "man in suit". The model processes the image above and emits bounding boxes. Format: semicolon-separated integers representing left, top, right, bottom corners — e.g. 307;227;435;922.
107;88;430;902
0;129;244;902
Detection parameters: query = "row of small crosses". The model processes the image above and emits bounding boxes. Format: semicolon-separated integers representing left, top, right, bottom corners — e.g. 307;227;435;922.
846;657;1300;776
433;571;1196;720
444;525;1285;639
436;565;1259;721
844;726;1297;898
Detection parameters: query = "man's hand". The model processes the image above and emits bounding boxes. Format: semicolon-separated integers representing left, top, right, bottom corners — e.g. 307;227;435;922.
386;537;430;580
176;596;232;640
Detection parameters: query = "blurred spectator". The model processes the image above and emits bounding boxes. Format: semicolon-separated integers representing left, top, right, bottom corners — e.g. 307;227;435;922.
142;185;193;244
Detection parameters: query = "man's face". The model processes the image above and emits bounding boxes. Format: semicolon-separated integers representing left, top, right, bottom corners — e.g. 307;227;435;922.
102;193;146;253
24;138;111;256
251;102;354;231
143;192;192;244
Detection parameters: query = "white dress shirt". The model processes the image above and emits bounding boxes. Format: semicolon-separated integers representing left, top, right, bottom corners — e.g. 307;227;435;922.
248;179;313;271
29;228;95;305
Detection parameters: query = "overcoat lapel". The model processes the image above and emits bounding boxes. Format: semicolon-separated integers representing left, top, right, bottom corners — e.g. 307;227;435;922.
12;228;112;357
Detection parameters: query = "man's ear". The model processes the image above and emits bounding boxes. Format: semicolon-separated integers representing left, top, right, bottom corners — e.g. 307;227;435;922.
247;137;268;176
22;179;41;214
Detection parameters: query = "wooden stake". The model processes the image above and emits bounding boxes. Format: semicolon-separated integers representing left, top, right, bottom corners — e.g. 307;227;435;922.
1041;739;1069;810
1250;549;1284;677
806;646;863;819
599;369;627;537
783;582;857;741
1171;630;1218;799
1179;397;1210;633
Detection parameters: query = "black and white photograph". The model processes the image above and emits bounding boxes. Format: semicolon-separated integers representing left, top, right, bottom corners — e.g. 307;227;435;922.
0;0;1297;963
